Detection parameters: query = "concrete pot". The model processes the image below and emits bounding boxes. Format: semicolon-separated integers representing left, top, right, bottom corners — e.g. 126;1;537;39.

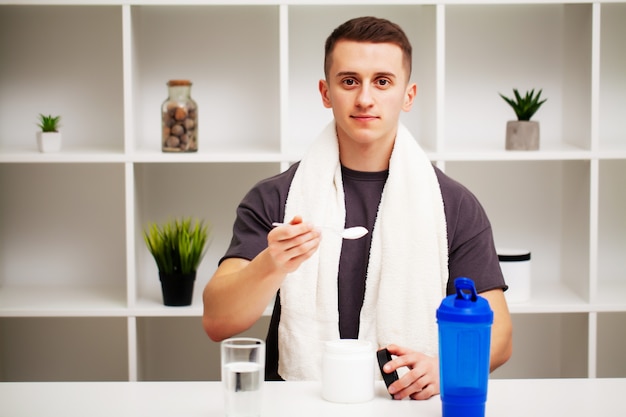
36;131;62;152
505;120;539;151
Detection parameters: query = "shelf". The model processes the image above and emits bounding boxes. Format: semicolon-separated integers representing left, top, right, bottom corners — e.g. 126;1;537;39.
0;286;127;317
507;282;590;314
131;148;288;164
597;312;626;378
597;160;626;306
136;316;216;381
0;147;126;163
492;313;588;379
130;5;280;154
132;298;203;317
445;3;592;152
0;164;126;294
132;294;274;317
0;5;124;153
596;147;626;160
445;160;591;296
594;281;626;312
599;3;626;150
132;162;282;323
5;145;619;164
1;0;625;382
0;317;128;382
435;142;592;162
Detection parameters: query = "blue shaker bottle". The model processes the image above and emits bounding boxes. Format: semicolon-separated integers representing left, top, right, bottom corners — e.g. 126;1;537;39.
436;277;493;417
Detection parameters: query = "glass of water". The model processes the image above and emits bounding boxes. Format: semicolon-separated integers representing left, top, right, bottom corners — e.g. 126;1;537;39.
221;337;265;417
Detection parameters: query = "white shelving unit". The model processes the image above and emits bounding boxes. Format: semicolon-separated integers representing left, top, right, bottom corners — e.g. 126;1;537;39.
0;1;624;382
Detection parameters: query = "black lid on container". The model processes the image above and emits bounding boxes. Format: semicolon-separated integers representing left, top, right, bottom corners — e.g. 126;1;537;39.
498;252;531;262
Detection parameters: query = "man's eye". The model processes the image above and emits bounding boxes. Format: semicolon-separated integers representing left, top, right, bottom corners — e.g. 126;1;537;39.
377;79;390;86
343;79;357;86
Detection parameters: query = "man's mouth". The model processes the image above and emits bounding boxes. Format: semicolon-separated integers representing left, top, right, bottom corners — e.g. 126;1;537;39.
351;115;378;121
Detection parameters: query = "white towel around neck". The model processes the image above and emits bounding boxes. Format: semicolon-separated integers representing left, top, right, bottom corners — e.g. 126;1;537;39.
278;121;448;381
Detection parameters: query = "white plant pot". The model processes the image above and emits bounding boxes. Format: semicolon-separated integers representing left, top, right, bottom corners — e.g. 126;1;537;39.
36;131;62;152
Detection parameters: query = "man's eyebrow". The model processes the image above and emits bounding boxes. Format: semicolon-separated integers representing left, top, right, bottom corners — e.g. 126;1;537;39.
374;72;397;79
334;71;358;78
334;71;397;78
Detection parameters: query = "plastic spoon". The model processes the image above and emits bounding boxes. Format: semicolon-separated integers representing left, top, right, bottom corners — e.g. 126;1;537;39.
271;222;368;240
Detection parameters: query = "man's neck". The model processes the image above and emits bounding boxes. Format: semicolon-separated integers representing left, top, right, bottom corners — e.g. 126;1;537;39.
338;138;394;172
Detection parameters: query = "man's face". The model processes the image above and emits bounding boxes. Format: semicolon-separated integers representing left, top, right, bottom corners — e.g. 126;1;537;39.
319;40;416;149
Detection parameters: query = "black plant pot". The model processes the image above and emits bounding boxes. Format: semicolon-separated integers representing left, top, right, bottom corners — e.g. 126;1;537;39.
159;271;196;306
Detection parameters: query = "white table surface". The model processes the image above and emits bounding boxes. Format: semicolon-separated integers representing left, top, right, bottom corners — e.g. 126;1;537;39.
1;378;624;417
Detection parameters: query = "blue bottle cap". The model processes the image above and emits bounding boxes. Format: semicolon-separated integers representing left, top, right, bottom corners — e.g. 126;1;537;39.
436;277;494;324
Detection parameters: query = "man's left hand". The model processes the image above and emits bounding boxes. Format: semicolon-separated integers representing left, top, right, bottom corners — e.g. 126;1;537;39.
383;344;440;400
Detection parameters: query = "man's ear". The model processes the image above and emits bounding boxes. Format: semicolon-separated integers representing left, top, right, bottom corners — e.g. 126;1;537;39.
319;79;332;109
402;82;417;112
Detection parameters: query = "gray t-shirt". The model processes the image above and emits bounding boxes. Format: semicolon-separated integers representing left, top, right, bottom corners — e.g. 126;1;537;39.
221;162;506;380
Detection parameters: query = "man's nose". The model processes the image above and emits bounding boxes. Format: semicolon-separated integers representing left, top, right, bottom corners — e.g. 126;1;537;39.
356;84;374;107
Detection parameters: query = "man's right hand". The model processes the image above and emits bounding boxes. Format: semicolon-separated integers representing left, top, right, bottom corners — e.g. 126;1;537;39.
267;216;321;274
202;215;320;342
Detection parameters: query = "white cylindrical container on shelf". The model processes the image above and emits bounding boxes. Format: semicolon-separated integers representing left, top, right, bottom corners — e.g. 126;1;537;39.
497;249;531;303
321;339;374;403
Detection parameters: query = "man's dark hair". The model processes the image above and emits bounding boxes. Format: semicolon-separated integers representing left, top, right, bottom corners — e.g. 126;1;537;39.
324;16;413;79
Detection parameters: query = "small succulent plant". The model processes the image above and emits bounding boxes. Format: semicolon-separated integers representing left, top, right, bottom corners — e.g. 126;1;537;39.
37;114;61;132
499;89;547;121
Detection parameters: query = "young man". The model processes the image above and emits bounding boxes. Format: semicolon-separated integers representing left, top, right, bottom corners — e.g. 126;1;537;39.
203;16;512;400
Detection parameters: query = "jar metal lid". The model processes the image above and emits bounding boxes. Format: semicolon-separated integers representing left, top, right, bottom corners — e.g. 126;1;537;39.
167;79;192;86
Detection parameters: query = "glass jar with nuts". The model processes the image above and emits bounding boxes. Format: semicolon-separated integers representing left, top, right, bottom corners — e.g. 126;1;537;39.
161;80;198;152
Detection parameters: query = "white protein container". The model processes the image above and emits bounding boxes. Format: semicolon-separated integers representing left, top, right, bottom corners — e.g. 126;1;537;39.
321;339;375;403
498;248;531;303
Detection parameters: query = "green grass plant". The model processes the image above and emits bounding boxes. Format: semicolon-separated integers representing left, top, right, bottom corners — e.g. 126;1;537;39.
144;217;210;275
